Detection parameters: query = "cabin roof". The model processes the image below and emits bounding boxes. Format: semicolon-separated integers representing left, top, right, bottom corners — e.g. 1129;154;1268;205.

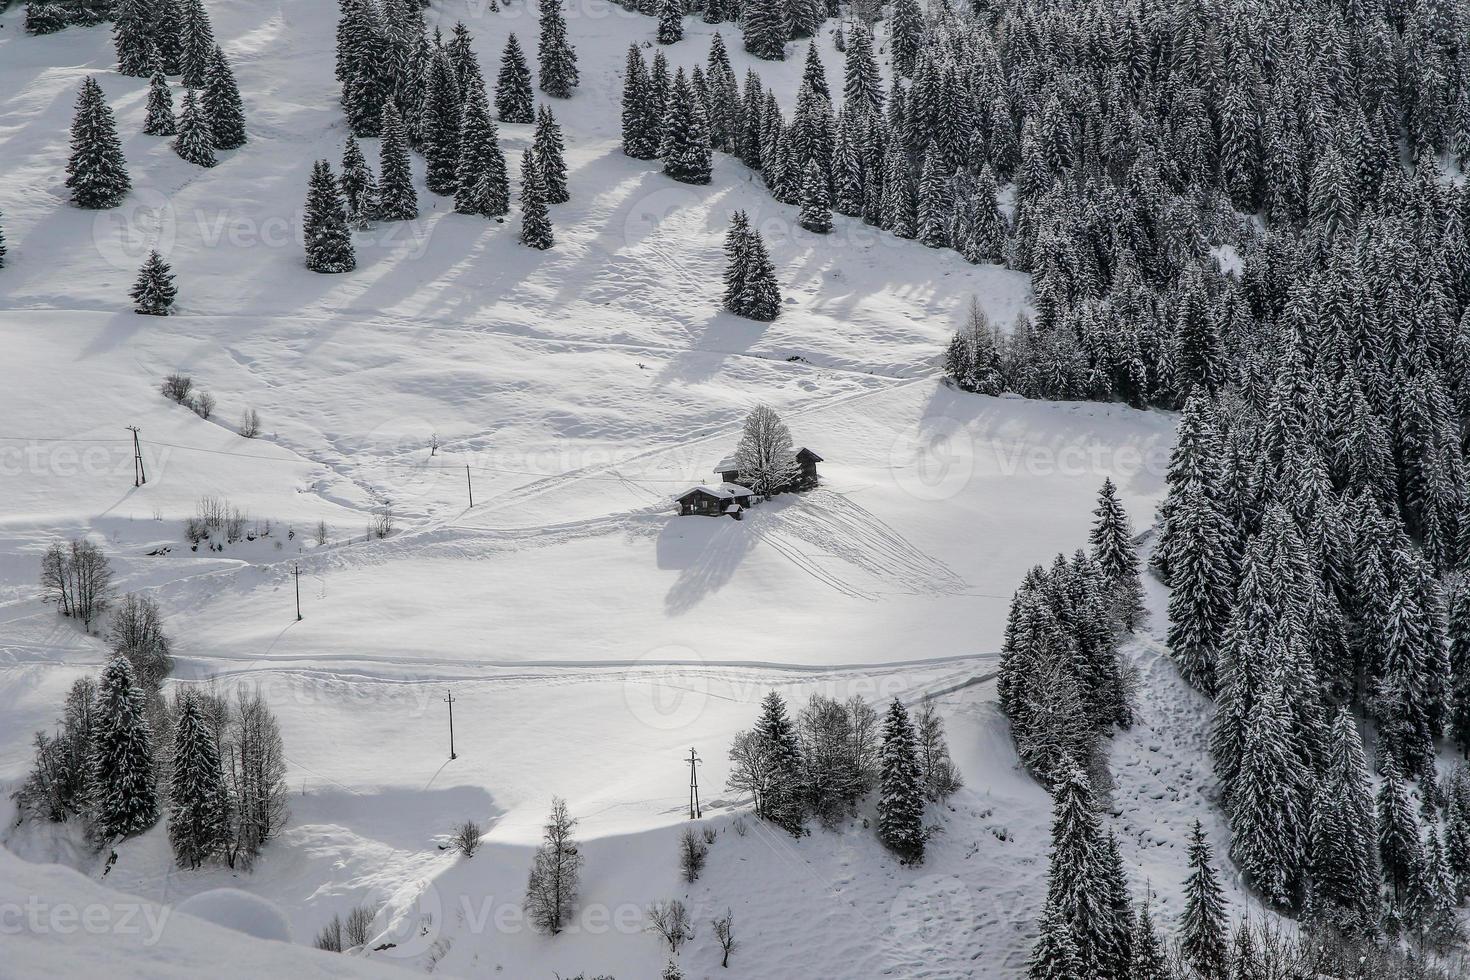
676;482;754;503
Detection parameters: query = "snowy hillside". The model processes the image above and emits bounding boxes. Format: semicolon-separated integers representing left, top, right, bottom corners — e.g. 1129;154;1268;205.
1;0;1369;975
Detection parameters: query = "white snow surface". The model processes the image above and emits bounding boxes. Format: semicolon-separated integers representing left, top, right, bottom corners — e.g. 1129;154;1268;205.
0;1;1269;977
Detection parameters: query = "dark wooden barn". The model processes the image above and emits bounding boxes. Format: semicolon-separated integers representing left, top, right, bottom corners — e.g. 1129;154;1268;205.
675;483;755;518
713;448;823;492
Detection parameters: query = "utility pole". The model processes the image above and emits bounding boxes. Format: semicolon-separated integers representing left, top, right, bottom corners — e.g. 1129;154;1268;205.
466;465;474;508
126;426;146;487
687;747;702;819
293;564;302;621
444;689;457;759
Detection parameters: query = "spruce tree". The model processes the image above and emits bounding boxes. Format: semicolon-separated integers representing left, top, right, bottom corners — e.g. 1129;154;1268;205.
172;89;217;167
90;656;159;841
656;0;683;44
1307;708;1379;930
26;1;68;35
1227;681;1304;908
377;103;418;221
455;87;510;218
1088;478;1145;630
537;0;578;98
532;105;568;204
178;0;217;90
303;160;356;274
1044;766;1122;976
751;691;803;832
742;0;787;61
155;0;185;75
660;69;711;185
800;41;828;101
518;148;554;250
917;154;951;248
722;210;750;312
340;135;379;227
1027;900;1085;980
724;219;781;321
798;158;831;233
621;45;659;160
877;699;925;863
422;47;463;196
1377;754;1421;902
203;45;246;150
495;33;535;123
143;71;178;137
67;78;131;210
1179;821;1228;980
843;24;882;118
130;250;178;316
889;0;921;77
1128;902;1170;980
167;693;228;869
113;0;155;77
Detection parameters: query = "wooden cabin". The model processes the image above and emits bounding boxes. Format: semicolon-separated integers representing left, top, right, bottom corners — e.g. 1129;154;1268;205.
675;483;755;518
712;448;823;492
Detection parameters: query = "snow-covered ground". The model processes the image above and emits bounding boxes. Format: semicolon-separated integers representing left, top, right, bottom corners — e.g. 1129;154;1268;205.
0;1;1223;976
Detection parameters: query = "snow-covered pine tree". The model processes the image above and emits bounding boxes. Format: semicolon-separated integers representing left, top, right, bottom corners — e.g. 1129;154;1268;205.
446;21;484;95
733;224;781;321
172;89;217;167
842;24;882;118
1377;754;1421;903
67;78;131;210
340;135;379;228
798;158;831;233
1088;478;1145;631
877;698;925;862
143;69;178;137
1179;821;1228;980
917;154;951;248
203;45;246;150
303;160;356;273
881;145;916;238
495;34;535;124
537;0;578;98
656;0;683;44
377;102;418;221
660;69;711;185
741;0;787;61
1044;766;1124;977
1027;900;1084;980
178;0;217;89
113;0;154;77
721;210;750;310
648;51;671;151
1227;680;1305;908
620;45;659;160
422;46;463;196
532;105;568;204
130;250;178;316
800;42;828;100
518;148;554;249
889;0;921;77
90;656;159;841
1128;902;1170;980
750;690;803;832
523;796;582;934
1305;707;1379;930
167;692;229;869
25;1;69;35
454;86;510;218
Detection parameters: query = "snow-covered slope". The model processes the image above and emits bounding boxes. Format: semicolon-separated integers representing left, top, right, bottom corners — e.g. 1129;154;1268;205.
0;1;1219;977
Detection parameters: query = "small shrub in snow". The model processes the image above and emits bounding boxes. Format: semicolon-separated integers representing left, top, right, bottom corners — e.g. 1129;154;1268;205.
161;372;194;404
732;815;747;837
344;904;377;948
645;899;693;955
369;508;394;539
678;827;706;882
453;819;482;857
314;915;343;952
712;909;736;968
189;391;215;420
238;408;261;438
315;520;329;546
701;826;716;845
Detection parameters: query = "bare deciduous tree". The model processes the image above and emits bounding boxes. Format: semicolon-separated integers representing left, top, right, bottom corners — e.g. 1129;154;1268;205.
40;539;114;630
108;593;174;690
190;390;216;420
678;827;707;882
221;686;289;870
344;904;377;947
161;373;193;404
524;797;582;935
712;908;736;968
732;404;798;495
646;899;694;955
454;819;483;857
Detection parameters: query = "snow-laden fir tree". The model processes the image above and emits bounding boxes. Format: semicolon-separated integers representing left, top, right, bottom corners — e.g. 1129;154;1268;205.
1088;478;1145;631
733;405;797;495
340;135;378;228
130;250;178;316
113;0;155;77
798;158;831;233
917;154;952;248
1305;708;1379;931
741;0;787;61
722;216;781;321
303;160;356;273
889;0;921;76
660;68;711;185
422;46;463;196
1027;899;1084;980
532;105;568;204
877;699;925;863
1043;765;1126;977
67;78;131;210
377;102;418;221
524;796;582;934
1377;753;1421;903
518;148;554;250
1128;902;1170;980
620;45;659;160
143;70;178;137
90;656;159;841
647;51;671;150
455;87;510;218
168;692;229;869
843;24;882;117
721;210;750;310
178;0;217;89
446;21;484;95
338;0;392;137
537;0;578;98
799;42;828;101
749;690;804;832
1226;679;1305;908
656;0;683;44
495;33;534;123
173;89;217;167
25;1;68;35
1179;820;1228;980
203;45;246;150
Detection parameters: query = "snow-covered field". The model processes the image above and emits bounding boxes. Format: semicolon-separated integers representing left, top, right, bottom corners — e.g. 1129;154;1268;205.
0;1;1224;976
